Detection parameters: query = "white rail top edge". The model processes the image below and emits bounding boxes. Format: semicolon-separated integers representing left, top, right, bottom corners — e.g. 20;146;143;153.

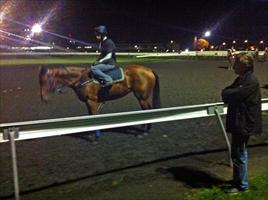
1;99;268;128
1;99;268;143
0;101;226;127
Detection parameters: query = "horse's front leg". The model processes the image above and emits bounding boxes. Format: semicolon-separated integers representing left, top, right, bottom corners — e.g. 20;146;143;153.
86;99;99;115
86;100;101;143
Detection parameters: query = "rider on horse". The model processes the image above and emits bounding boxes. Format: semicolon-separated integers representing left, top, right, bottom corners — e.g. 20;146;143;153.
91;25;117;87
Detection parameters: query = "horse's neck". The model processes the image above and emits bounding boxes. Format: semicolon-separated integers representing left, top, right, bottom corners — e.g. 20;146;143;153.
56;67;88;87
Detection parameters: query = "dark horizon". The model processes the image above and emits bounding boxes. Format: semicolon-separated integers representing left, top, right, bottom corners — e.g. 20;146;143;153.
1;0;268;48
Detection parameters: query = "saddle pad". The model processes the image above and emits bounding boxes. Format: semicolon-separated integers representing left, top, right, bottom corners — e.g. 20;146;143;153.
93;67;125;84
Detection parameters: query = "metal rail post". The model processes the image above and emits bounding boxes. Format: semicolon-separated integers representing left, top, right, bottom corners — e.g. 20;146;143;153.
214;109;233;167
4;128;20;200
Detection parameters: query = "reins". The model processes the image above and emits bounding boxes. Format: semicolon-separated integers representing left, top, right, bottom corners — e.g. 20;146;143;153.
75;79;94;89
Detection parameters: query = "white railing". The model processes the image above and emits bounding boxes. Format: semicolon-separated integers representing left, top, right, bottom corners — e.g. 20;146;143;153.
0;101;227;142
0;51;264;57
2;99;268;142
1;99;268;200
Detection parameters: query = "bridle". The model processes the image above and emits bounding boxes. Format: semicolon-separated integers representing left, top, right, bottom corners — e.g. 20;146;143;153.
74;66;94;89
44;67;94;92
75;79;93;89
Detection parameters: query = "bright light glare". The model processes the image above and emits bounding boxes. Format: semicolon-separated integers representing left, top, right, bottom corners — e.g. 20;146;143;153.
30;46;53;50
0;12;3;21
204;31;211;37
31;23;42;34
26;35;31;40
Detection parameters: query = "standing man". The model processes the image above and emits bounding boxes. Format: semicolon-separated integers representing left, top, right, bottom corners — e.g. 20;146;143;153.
91;25;116;87
264;47;268;62
222;52;262;193
227;49;235;70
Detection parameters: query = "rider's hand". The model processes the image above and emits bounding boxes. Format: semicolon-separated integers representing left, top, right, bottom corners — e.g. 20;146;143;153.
92;61;100;66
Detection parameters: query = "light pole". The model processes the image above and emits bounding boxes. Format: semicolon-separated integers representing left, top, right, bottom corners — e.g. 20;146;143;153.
244;40;248;50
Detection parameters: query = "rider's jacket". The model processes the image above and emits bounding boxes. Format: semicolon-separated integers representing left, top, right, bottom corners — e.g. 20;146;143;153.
98;38;116;65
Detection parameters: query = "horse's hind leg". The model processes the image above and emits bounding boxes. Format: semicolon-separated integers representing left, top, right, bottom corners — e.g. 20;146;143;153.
138;99;152;134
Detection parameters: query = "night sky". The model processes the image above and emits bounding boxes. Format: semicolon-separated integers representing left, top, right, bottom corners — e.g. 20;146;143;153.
1;0;268;48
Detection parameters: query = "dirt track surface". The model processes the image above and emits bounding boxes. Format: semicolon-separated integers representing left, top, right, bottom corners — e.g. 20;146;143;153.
1;60;268;199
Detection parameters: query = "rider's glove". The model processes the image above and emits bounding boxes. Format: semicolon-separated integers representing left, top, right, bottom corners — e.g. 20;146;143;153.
92;61;100;66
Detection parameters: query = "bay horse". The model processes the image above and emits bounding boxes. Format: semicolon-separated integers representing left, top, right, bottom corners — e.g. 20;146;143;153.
39;65;161;135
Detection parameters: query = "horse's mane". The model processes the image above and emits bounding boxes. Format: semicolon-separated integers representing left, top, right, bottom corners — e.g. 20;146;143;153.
39;65;90;90
39;66;88;78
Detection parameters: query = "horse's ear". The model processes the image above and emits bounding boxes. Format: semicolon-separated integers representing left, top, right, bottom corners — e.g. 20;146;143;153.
38;65;43;72
39;65;47;73
39;65;49;75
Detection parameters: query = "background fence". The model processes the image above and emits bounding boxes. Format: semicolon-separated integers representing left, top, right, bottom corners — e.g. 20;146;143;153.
0;50;265;57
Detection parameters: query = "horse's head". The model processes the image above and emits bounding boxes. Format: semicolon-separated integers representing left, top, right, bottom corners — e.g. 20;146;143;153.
39;66;89;102
39;66;60;102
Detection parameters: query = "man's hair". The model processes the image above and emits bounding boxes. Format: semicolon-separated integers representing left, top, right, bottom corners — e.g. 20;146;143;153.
235;52;254;72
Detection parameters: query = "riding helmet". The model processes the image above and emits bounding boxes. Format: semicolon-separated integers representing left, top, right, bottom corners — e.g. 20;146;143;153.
94;25;107;35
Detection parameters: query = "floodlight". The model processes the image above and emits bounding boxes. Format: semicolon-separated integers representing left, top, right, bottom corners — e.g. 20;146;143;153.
31;23;42;34
204;31;211;37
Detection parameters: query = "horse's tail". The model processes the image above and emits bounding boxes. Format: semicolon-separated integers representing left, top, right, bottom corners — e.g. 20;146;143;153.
152;71;161;109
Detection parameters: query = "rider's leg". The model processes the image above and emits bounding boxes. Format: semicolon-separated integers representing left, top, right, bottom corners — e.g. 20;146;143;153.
91;64;114;85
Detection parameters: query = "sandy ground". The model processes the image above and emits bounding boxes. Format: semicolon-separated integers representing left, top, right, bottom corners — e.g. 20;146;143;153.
1;60;268;199
15;145;268;200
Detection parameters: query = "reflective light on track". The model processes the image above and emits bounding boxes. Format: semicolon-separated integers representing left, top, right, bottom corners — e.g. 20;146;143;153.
2;87;23;93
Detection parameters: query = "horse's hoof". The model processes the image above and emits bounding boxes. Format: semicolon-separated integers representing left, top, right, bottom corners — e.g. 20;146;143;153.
136;134;144;139
143;132;149;136
91;141;98;145
88;134;98;143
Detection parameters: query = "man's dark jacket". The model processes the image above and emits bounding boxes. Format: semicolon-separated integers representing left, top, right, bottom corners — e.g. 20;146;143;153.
222;71;262;135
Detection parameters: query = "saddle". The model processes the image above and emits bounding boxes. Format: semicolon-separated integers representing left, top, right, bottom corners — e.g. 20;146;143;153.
92;67;125;85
